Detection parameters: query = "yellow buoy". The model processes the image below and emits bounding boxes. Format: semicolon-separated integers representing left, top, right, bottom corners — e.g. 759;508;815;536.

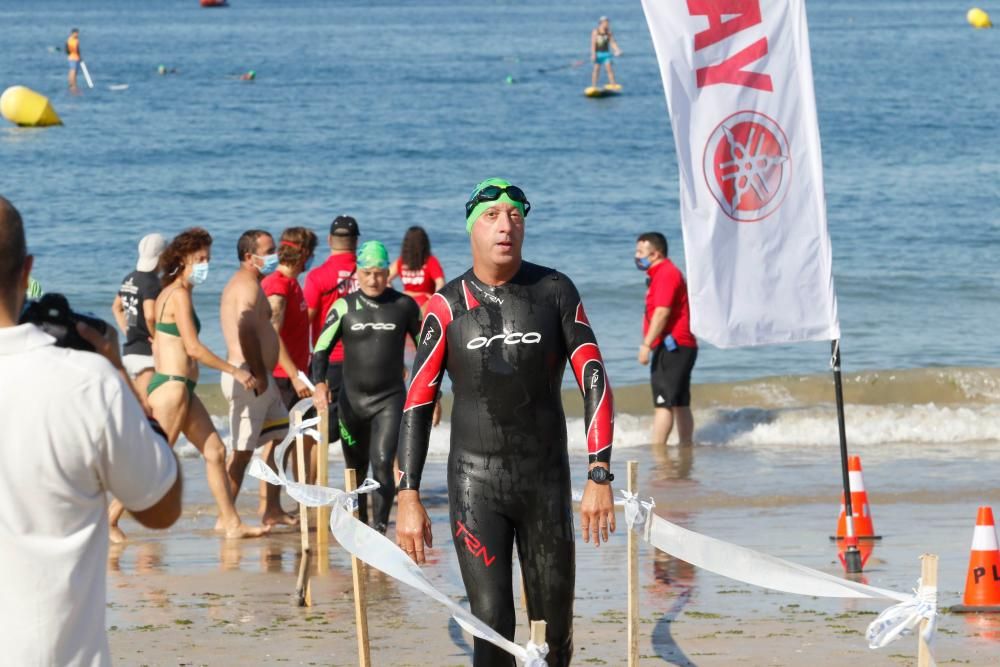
967;8;993;28
0;86;62;127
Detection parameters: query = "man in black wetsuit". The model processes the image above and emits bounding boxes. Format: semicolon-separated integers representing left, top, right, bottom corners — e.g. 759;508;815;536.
396;178;616;666
311;240;421;534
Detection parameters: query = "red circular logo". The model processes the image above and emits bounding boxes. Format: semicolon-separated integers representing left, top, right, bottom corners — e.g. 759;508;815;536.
703;111;791;223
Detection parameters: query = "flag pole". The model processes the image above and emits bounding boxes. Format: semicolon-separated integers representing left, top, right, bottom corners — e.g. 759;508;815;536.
831;339;863;573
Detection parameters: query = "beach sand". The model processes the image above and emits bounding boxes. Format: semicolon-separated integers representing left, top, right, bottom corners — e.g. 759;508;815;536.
107;417;1000;665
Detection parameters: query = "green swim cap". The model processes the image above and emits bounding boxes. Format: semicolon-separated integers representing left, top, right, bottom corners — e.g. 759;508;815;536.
465;178;527;233
357;240;389;270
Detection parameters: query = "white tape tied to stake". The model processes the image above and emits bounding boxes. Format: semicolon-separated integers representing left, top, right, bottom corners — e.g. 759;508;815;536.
638;505;937;662
248;419;548;666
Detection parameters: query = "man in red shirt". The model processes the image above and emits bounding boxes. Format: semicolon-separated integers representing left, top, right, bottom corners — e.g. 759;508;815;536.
636;232;697;447
263;227;318;409
303;216;360;443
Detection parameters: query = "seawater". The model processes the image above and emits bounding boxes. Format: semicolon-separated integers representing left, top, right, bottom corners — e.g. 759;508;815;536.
2;0;997;391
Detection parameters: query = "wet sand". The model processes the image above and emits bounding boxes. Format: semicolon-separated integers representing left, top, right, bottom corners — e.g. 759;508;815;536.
108;437;999;665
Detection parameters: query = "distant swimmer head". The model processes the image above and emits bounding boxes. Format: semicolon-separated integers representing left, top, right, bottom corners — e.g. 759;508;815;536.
158;64;167;74
465;178;530;233
357;240;390;271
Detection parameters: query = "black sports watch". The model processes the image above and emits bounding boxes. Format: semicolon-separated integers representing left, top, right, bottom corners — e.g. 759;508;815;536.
587;467;614;484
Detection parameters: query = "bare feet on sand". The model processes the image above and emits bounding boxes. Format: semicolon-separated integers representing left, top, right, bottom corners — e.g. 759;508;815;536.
262;509;298;527
214;517;271;539
109;525;127;544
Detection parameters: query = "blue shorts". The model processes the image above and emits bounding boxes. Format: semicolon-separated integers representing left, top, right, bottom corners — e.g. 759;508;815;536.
596;51;613;65
68;59;79;72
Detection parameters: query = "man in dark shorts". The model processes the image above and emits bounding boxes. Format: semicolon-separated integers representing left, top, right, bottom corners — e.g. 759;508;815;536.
108;232;167;540
311;241;420;534
395;179;616;666
304;216;360;443
635;231;697;447
111;233;166;396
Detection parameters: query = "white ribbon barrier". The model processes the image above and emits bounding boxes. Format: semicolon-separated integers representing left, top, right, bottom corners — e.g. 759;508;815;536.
613;492;938;663
248;422;549;666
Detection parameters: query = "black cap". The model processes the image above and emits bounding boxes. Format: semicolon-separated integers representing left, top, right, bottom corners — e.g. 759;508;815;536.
330;215;359;237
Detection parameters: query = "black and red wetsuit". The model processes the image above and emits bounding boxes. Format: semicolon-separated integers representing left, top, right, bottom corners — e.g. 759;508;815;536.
398;262;614;667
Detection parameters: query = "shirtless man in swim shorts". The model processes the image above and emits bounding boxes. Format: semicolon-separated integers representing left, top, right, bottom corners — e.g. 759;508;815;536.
220;230;294;527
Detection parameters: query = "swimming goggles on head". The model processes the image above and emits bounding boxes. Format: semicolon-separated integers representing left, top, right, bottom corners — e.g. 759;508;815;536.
464;185;531;219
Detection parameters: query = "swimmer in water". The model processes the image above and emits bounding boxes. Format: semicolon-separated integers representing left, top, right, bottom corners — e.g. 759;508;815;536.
590;16;622;89
312;241;421;534
395;179;617;666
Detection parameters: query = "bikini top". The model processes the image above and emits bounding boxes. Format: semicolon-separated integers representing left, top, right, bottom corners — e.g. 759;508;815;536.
155;288;202;336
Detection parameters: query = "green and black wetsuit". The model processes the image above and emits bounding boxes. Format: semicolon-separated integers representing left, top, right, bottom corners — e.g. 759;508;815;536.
311;288;421;533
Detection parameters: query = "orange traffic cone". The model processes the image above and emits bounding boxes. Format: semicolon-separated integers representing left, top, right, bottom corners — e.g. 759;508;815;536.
832;455;881;540
951;506;1000;613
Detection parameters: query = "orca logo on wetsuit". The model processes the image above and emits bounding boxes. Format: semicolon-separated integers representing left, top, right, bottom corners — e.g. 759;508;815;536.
465;331;541;350
350;322;397;331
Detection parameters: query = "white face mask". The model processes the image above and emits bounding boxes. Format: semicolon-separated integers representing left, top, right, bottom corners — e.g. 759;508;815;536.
190;262;210;285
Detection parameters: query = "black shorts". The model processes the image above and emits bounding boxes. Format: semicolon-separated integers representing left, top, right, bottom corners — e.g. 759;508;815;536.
650;345;697;408
273;364;344;443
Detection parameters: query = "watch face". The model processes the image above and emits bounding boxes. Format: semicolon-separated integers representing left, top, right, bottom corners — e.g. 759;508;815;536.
590;468;608;482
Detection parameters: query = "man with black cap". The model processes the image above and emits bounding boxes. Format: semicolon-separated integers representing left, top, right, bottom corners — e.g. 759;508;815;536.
304;215;360;441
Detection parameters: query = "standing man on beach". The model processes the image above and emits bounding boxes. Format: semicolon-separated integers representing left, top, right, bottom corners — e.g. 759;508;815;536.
220;229;293;526
396;179;616;666
635;232;697;446
112;233;166;396
263;227;318;409
304;215;360;443
66;28;81;89
0;196;182;665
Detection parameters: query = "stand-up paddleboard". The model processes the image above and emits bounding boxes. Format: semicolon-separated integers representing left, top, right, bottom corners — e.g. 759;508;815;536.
584;83;622;98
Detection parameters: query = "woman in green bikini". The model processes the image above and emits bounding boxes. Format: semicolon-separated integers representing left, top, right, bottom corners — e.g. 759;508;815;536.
110;228;268;541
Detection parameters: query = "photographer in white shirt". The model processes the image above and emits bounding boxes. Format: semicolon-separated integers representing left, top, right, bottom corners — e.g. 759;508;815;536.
0;196;182;667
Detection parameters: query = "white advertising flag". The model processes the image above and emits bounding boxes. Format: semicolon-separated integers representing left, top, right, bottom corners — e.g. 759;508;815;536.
640;0;840;348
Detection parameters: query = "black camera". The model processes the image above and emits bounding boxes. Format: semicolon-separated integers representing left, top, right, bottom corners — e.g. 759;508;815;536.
19;293;108;352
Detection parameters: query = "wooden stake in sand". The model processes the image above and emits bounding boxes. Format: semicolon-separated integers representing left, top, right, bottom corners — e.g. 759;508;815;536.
294;407;312;607
345;468;372;667
918;554;938;667
315;408;330;573
627;460;640;667
530;619;547;654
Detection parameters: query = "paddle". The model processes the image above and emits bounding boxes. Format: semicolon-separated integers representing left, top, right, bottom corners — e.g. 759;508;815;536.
79;61;94;88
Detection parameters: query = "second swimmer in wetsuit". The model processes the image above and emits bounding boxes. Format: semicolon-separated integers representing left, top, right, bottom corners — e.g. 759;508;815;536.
396;179;617;666
312;240;421;534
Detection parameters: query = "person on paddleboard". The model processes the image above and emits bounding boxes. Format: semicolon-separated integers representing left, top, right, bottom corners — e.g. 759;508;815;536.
66;28;82;89
590;16;622;90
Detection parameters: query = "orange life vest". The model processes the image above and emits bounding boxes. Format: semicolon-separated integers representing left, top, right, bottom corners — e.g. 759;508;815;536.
66;35;80;61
